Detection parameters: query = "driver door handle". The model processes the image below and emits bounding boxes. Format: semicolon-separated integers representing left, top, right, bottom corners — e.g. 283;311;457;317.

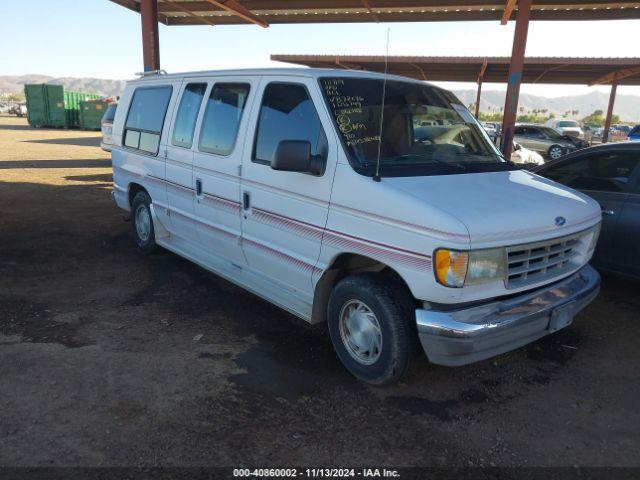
601;209;615;216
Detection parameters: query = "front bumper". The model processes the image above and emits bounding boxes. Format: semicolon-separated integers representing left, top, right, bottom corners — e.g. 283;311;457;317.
416;265;600;366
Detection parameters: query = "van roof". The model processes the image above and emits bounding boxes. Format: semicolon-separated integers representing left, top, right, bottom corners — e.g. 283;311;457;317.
128;67;434;86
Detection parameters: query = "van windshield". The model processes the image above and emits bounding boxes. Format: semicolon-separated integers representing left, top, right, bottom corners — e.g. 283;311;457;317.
319;77;514;177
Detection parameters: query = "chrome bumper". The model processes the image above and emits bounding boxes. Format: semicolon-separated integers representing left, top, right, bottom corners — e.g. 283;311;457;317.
416;264;600;366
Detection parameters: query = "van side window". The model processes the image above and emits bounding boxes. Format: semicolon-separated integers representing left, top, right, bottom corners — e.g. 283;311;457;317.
199;83;250;156
124;86;172;155
253;83;327;166
172;83;207;149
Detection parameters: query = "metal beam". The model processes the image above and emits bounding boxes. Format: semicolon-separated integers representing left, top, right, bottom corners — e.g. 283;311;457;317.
161;0;217;26
141;0;161;71
602;74;618;144
203;0;269;28
475;59;488;119
501;0;517;24
589;66;640;86
410;63;428;81
360;0;380;22
501;0;531;159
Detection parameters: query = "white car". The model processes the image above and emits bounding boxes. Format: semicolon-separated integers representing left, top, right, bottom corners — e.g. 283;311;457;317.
110;68;601;385
511;142;544;166
545;118;584;139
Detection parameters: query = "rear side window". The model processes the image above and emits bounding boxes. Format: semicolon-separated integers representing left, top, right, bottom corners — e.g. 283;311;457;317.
124;86;172;155
199;83;250;156
544;153;638;193
172;83;207;149
253;83;327;166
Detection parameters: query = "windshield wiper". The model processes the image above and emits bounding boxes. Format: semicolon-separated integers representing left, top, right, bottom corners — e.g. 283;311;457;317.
393;154;468;171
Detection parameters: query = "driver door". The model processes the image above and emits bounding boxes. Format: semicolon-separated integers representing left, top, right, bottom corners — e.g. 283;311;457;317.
239;78;337;306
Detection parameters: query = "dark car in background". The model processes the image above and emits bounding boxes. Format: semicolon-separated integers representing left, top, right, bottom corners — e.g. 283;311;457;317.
533;142;640;278
628;125;640;141
514;124;588;160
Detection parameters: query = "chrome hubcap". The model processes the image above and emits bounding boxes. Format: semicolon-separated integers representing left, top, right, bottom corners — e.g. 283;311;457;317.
339;300;382;365
550;148;562;159
135;204;151;242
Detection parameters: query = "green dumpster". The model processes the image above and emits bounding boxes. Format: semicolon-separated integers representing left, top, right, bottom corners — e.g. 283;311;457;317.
24;84;101;128
79;100;109;130
24;84;49;127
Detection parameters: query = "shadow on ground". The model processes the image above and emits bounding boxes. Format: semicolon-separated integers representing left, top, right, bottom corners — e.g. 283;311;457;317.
25;136;102;147
0;159;110;169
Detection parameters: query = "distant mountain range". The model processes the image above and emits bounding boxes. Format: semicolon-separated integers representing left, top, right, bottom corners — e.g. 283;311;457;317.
0;75;127;98
2;75;639;121
453;89;640;122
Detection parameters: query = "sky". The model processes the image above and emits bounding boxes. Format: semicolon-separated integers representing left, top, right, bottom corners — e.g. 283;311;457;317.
1;0;640;97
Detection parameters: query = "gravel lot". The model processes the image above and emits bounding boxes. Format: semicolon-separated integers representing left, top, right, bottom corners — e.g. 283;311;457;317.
1;114;639;468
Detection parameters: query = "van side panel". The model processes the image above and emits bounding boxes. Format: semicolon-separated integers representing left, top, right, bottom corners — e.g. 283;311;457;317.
111;79;182;229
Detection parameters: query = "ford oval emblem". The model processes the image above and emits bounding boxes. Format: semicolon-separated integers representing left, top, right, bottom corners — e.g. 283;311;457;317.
555;216;566;227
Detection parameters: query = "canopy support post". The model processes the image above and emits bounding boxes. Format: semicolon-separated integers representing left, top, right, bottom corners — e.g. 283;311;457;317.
602;74;618;144
501;0;532;158
141;0;160;71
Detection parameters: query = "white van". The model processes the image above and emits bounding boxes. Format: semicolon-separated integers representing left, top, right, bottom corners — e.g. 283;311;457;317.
111;69;601;385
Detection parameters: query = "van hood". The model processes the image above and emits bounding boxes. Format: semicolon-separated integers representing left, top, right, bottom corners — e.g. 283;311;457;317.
384;169;601;247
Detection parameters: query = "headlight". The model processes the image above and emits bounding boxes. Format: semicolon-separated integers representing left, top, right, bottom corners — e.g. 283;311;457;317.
467;248;506;285
434;248;506;288
587;223;601;255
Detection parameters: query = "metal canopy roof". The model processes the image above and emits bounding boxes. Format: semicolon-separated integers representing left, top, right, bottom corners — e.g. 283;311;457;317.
110;1;640;26
271;54;640;86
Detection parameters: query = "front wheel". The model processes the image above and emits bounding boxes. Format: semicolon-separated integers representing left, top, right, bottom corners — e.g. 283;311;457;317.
327;273;419;385
548;145;564;160
131;191;157;254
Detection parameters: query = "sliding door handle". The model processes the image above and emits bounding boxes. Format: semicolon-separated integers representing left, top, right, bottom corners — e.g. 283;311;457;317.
195;179;202;197
243;191;251;211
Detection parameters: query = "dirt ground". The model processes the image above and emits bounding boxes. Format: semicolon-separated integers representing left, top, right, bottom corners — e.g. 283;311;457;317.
1;114;639;468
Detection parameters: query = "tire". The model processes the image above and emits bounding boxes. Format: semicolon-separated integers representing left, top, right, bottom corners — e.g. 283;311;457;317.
548;145;564;160
131;191;157;254
327;273;419;385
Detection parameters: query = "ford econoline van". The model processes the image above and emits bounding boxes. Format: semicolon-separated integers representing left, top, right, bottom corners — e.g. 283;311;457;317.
111;69;601;385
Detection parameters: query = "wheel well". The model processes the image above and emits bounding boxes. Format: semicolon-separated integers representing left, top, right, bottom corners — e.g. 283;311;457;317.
310;253;417;324
128;183;147;209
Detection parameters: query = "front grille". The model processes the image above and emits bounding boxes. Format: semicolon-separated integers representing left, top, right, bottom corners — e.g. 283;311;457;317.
505;231;589;289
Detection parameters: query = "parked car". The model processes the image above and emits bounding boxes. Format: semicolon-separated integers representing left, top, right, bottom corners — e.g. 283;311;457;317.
514;124;583;160
111;69;600;385
615;125;632;136
545;118;584;139
533;142;640;278
627;125;640;141
100;102;117;152
8;104;27;117
511;141;544;166
481;122;498;142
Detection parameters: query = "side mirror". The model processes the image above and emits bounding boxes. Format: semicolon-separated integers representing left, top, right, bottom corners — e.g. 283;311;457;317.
271;140;325;176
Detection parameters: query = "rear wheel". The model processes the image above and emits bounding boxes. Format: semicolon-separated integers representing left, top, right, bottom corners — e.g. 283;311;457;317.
131;191;156;254
327;273;418;385
548;145;563;160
